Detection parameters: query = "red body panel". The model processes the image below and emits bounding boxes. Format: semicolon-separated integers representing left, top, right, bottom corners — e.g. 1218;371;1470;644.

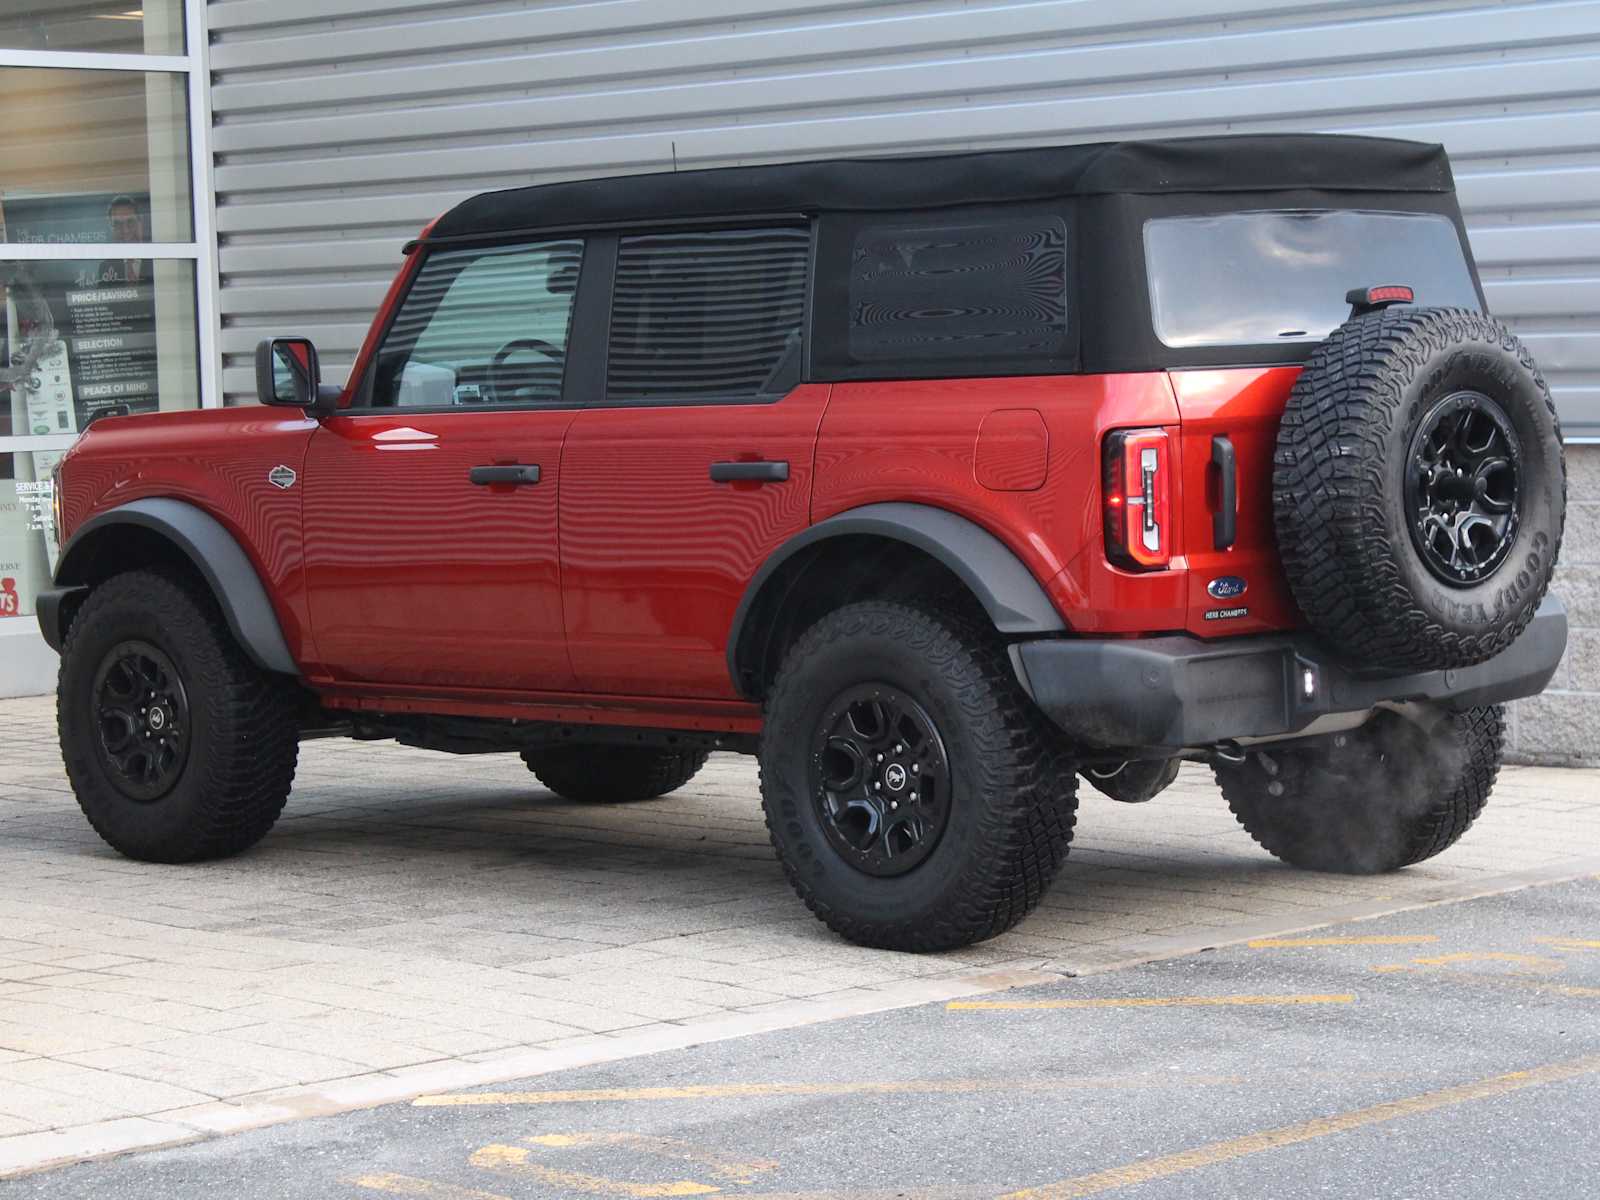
55;408;319;660
816;373;1192;635
1167;367;1304;637
559;385;832;698
54;214;1312;731
300;409;577;689
57;364;1307;726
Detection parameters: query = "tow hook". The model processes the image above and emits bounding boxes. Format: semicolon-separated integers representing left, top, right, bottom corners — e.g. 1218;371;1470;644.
1210;740;1248;765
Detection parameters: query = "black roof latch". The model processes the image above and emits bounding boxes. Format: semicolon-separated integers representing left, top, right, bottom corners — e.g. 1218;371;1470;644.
1346;284;1415;318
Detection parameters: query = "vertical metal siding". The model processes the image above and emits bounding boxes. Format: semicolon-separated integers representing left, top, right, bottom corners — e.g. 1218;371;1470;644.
206;0;1600;435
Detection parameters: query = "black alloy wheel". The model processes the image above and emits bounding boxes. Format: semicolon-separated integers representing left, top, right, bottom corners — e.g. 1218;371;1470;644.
758;600;1078;952
812;684;951;878
92;639;191;802
60;568;299;863
1406;389;1521;586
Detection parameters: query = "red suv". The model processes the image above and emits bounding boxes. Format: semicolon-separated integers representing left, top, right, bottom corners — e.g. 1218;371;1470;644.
40;135;1568;951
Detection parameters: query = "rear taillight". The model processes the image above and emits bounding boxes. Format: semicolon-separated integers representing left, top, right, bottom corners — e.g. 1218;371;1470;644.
1103;428;1172;570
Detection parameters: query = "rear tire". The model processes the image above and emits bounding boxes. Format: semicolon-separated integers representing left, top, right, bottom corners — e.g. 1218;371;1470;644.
1213;706;1504;874
522;744;710;803
758;600;1077;952
58;568;299;863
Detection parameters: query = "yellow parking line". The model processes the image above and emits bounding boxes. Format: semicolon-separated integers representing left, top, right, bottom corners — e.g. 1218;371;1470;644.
350;1174;512;1199
526;1134;777;1184
470;1144;717;1197
1248;935;1439;948
1535;937;1600;951
998;1053;1600;1199
948;994;1354;1010
1409;952;1562;971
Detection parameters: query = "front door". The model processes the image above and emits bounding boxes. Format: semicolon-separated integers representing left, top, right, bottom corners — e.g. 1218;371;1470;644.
302;237;585;691
559;226;826;698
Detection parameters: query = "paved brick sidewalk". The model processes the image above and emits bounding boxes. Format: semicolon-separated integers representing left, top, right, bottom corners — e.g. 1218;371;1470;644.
1;692;1596;1173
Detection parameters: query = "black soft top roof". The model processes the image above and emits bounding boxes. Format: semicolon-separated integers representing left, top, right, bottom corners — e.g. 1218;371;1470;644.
428;133;1453;242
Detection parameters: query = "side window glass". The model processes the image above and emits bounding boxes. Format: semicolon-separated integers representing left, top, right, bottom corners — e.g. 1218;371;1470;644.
848;217;1068;363
606;227;809;404
370;239;582;409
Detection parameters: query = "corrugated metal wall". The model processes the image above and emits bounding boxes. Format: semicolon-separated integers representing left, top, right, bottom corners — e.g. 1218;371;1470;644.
204;0;1600;765
206;0;1600;436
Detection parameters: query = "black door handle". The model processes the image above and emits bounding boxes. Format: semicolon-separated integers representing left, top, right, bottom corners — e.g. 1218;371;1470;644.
469;464;541;486
710;460;789;483
1211;435;1237;550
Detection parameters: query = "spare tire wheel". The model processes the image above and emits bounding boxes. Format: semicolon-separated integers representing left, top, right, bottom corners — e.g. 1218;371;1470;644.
1274;307;1565;672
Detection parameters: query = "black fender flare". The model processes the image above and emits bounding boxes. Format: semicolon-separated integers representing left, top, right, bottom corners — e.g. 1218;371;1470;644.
726;502;1066;692
47;497;299;675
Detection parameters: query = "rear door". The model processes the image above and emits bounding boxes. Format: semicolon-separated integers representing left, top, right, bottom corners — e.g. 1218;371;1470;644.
559;225;827;698
302;237;585;690
1146;208;1484;638
1167;366;1303;637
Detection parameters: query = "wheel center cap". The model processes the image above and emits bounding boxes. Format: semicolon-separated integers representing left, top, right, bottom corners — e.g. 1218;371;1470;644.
1434;467;1476;503
883;763;907;792
147;706;167;732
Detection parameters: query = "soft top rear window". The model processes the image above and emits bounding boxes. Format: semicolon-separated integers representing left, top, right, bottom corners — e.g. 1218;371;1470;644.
1144;210;1479;350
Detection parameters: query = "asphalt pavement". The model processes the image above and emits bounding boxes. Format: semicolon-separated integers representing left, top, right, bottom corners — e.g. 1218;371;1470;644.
8;876;1599;1199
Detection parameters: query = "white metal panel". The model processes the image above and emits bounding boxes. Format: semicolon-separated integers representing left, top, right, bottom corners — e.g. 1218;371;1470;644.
206;0;1600;433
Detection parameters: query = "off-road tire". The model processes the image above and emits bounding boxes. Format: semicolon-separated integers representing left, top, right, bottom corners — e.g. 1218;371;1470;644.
758;600;1077;952
58;568;299;863
1213;706;1504;874
522;745;710;803
1275;307;1564;671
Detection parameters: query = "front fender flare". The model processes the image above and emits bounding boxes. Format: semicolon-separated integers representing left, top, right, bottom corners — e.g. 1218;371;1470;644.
727;502;1066;693
49;497;299;675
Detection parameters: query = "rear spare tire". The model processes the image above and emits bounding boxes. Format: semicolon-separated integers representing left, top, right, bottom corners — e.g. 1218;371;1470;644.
1274;307;1564;671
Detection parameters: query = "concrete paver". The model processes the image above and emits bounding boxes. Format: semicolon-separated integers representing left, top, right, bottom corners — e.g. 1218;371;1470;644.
1;691;1597;1177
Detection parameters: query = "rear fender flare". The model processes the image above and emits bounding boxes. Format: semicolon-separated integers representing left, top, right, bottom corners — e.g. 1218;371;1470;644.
51;497;299;675
727;502;1066;694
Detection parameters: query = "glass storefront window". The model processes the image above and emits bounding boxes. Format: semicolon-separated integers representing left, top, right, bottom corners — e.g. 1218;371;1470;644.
0;1;185;56
1;1;206;646
0;439;69;621
0;67;192;244
2;258;198;619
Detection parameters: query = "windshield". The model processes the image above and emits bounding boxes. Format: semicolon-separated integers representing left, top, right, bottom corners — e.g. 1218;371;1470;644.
1144;210;1479;349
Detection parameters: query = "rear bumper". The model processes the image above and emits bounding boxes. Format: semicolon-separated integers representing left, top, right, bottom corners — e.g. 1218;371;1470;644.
1013;594;1568;753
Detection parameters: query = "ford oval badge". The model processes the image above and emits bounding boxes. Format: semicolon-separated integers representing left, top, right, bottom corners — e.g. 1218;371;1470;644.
1207;575;1247;600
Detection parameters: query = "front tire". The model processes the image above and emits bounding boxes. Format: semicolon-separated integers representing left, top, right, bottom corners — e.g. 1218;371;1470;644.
759;601;1077;952
522;744;710;803
58;568;299;863
1213;706;1504;874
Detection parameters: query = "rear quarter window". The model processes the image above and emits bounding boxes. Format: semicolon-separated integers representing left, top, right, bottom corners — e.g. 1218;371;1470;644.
848;217;1068;362
1144;210;1479;349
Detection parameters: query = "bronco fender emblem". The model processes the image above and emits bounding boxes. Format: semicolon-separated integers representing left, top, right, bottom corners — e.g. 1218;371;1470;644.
268;465;297;490
1206;575;1247;600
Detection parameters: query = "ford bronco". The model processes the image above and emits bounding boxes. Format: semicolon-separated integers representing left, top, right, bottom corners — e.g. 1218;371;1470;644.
39;134;1568;951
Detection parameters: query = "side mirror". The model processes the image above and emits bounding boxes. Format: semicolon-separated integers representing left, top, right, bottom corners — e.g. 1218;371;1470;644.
255;337;335;412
